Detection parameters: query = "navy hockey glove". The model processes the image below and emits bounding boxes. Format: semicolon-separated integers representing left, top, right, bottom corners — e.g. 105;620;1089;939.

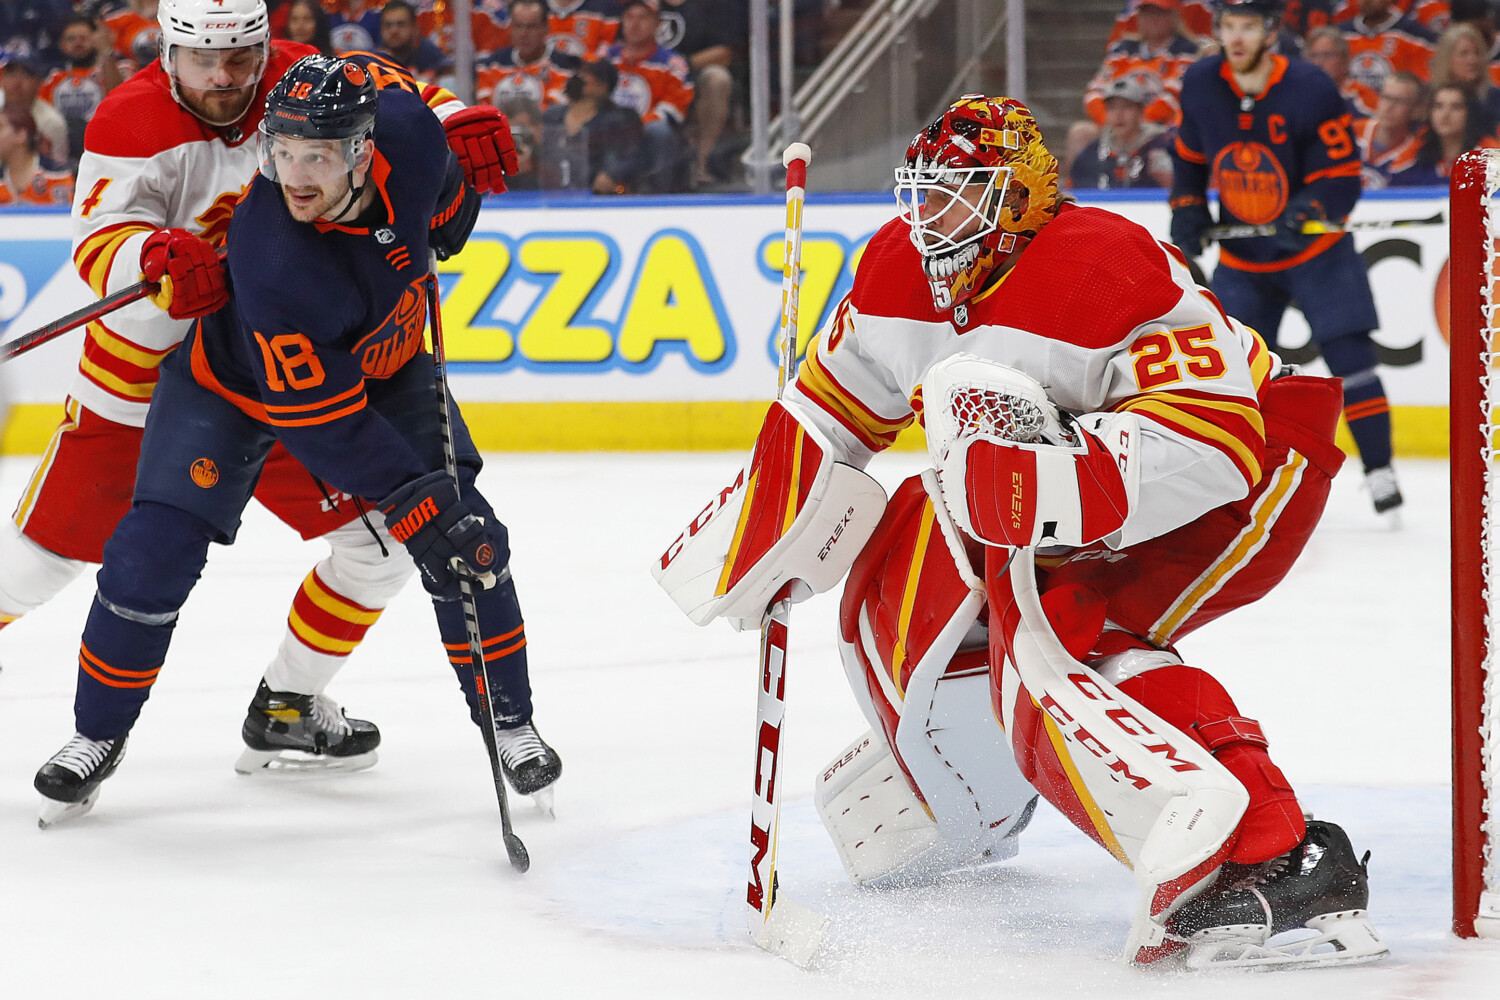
1169;201;1213;258
430;157;481;261
1272;194;1327;256
380;471;499;597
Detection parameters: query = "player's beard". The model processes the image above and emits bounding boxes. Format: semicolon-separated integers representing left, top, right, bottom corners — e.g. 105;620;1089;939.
282;174;356;224
180;83;257;128
1225;36;1271;75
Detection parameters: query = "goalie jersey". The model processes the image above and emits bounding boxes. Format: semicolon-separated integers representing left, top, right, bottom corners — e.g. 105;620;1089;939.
785;203;1278;549
181;87;467;502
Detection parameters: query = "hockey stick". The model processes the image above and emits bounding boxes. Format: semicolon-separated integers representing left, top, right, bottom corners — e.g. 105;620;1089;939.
1204;210;1445;242
1;247;228;364
744;142;831;968
425;254;529;873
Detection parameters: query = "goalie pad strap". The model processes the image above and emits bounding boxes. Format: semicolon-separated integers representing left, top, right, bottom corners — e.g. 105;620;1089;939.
1195;716;1269;750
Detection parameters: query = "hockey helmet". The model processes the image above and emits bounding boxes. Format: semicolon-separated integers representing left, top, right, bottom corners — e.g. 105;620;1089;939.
259;55;378;187
1213;0;1286;29
893;95;1061;312
158;0;270;123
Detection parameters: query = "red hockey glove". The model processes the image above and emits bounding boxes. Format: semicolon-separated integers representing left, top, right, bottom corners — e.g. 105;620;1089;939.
443;105;519;195
139;228;227;320
380;470;500;598
957;421;1133;549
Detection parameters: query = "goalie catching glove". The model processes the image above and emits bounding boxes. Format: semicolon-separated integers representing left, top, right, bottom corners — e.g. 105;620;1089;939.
924;354;1140;548
443;105;519;195
139;228;227;320
653;400;887;629
379;470;499;597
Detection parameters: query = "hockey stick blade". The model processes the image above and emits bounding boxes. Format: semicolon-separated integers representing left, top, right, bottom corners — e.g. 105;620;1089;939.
751;890;831;968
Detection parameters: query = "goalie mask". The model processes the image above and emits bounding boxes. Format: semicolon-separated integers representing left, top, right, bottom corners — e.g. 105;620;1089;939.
894;95;1061;312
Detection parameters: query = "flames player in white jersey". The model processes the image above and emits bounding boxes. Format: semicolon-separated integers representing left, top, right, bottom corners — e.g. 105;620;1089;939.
657;97;1389;969
0;0;519;777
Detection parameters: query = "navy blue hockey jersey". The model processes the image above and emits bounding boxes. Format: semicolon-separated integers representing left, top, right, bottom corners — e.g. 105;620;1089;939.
186;85;469;502
1171;54;1363;272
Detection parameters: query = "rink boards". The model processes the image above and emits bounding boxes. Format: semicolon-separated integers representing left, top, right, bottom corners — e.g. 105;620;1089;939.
0;189;1451;454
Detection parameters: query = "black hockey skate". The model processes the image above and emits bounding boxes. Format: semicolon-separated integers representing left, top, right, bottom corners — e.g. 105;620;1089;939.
494;721;561;814
235;681;380;775
1170;820;1389;969
35;733;129;829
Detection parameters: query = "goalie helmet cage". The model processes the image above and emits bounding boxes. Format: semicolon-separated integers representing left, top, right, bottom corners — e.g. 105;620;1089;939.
1450;149;1500;940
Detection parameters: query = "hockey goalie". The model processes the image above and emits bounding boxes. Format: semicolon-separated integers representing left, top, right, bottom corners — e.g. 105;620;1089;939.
654;96;1389;970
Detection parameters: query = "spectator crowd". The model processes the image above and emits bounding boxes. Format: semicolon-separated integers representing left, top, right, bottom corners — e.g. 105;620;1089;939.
0;0;758;203
1068;0;1500;191
7;0;1500;205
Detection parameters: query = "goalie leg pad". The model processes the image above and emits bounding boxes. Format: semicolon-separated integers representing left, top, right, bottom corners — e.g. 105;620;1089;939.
830;475;1036;883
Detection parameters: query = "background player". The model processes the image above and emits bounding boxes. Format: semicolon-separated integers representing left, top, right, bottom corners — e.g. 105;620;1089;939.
1170;0;1402;517
33;55;560;826
657;95;1386;969
0;0;520;774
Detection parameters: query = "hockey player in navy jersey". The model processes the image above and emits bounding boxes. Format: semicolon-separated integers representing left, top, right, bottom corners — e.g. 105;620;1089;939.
1171;0;1403;516
32;55;561;827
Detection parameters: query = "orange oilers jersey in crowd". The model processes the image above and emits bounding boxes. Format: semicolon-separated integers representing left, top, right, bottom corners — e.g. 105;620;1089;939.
1083;38;1201;127
598;42;692;125
415;0;512;58
0;162;74;205
69;43;462;428
1108;0;1215;48
105;9;161;69
475;49;575;108
1351;115;1424;188
547;0;620;60
1341;12;1436;115
38;64;113;127
783;204;1276;550
1313;1;1450;32
1173;54;1363;272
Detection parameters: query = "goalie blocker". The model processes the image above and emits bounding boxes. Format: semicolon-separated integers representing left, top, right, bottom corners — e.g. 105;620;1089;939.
653;399;887;629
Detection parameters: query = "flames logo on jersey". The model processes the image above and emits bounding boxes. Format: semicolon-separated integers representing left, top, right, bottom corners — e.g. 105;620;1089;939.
1212;141;1288;225
194;191;242;248
357;279;427;379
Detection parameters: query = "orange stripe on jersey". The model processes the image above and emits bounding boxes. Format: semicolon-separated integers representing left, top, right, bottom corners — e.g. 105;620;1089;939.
1218;233;1343;274
263;380;365;414
797;345;912;451
264;398;368;428
1304;161;1361;183
1117;395;1263;486
74;223;154;297
78;642;161;689
192;330;271;422
1174;135;1208;165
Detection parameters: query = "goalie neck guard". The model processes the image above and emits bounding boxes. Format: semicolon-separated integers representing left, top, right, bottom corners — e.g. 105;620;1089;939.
894;95;1061;313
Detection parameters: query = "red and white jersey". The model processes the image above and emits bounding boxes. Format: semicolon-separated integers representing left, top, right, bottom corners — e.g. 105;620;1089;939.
68;43;464;427
784;205;1278;549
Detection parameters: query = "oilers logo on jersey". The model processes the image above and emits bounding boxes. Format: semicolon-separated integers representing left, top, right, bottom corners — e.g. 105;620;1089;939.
1212;141;1289;225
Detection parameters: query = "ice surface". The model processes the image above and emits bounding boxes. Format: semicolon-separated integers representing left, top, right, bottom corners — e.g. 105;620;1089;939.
1;452;1496;997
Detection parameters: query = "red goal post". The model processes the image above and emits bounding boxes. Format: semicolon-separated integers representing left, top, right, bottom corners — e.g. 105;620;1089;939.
1449;149;1500;940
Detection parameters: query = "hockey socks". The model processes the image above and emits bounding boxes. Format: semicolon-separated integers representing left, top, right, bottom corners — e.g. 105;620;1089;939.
74;502;215;740
1115;664;1305;864
1340;373;1393;473
432;572;533;730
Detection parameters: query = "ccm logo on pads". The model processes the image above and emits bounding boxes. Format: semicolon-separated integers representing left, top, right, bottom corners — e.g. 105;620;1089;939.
389;498;439;543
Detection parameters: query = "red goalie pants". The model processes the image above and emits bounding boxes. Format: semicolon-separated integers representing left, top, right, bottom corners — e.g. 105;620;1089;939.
843;374;1347;865
13;398;365;563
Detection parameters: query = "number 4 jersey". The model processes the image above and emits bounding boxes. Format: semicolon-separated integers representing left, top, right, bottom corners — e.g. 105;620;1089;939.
783;204;1280;550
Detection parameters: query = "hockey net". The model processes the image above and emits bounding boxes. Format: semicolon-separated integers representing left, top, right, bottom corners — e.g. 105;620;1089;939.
1450;149;1500;940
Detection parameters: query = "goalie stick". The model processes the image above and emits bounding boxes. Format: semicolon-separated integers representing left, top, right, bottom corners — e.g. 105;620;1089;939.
426;253;529;874
745;141;831;968
1203;210;1444;243
1;247;229;364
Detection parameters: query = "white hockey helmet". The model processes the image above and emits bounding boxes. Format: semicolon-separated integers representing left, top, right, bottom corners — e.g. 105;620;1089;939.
158;0;271;123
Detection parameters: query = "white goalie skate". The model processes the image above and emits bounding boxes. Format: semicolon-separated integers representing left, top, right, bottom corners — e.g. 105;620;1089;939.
1170;820;1390;970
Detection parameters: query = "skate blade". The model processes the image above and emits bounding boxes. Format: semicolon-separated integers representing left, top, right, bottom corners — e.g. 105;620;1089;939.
234;747;378;777
1184;912;1389;970
528;784;556;819
38;791;98;829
